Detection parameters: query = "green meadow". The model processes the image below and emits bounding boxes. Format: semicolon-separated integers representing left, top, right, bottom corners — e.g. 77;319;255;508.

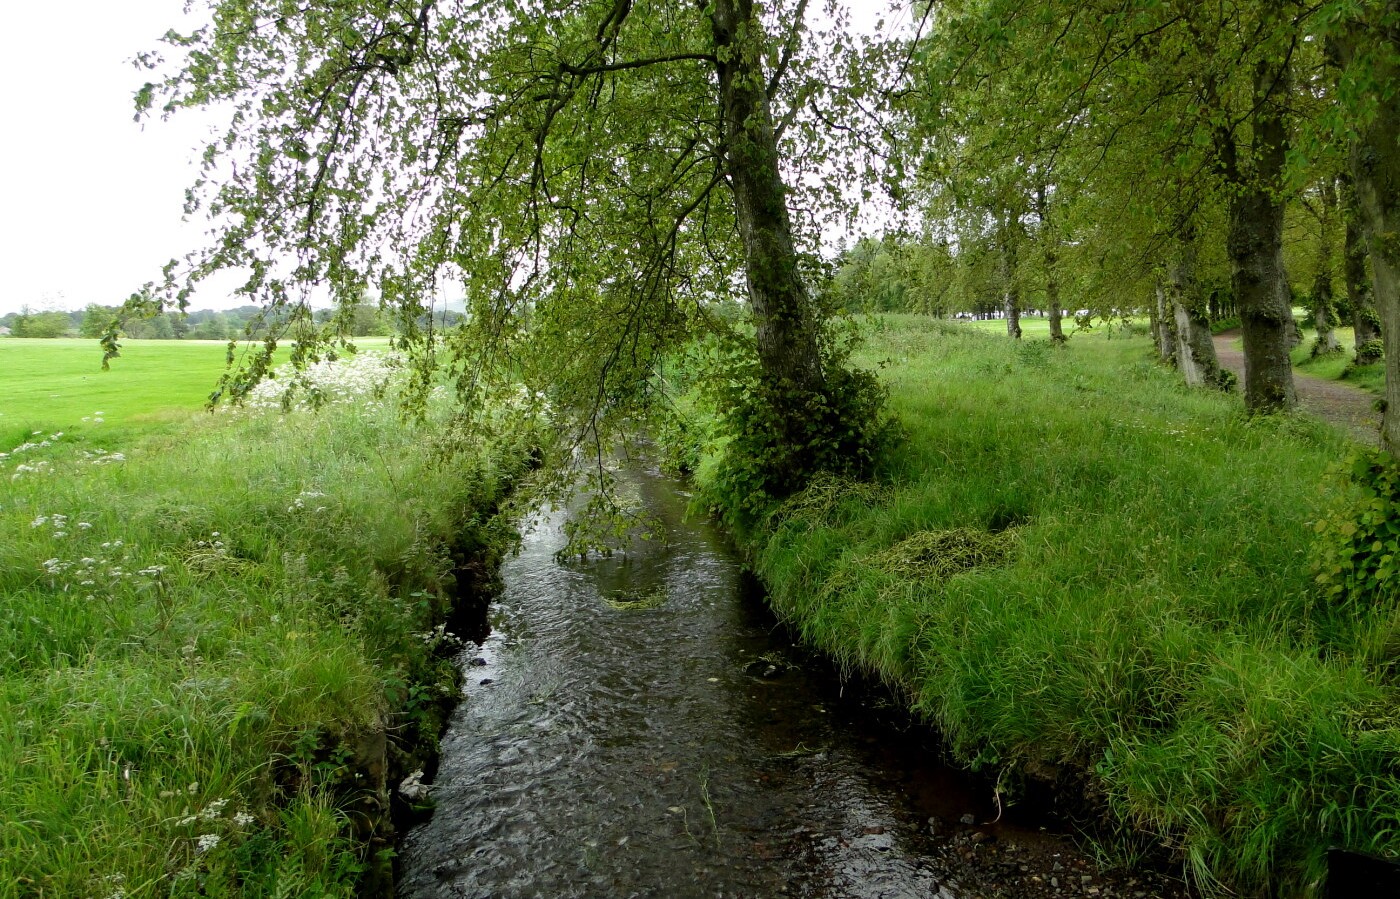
0;338;394;441
0;342;529;898
679;315;1400;896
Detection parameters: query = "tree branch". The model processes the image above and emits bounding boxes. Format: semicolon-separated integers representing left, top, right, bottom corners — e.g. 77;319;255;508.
559;53;716;76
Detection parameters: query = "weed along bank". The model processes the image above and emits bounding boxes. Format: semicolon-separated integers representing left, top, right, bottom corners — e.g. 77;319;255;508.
0;349;535;898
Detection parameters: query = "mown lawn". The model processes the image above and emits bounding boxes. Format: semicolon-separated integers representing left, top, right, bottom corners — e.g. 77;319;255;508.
690;315;1399;896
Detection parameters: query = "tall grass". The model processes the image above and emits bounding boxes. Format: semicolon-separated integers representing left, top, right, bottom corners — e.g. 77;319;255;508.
0;367;528;897
685;315;1400;896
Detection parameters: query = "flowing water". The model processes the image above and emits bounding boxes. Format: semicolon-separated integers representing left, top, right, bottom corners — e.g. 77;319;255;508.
396;467;1051;899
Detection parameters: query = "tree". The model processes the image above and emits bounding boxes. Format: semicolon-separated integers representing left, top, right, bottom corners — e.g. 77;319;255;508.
908;0;1308;406
12;308;75;338
80;304;119;339
1303;176;1344;358
1340;169;1383;363
131;0;890;497
1332;1;1400;455
189;312;233;340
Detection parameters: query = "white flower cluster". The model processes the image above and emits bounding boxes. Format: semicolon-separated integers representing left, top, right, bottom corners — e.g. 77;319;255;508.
31;513;88;539
81;449;127;465
1;430;63;460
416;622;462;649
94;873;125;899
3;429;122;480
239;351;405;412
287;490;329;514
4;430;66;480
169;795;257;861
80;411;107;424
9;460;52;481
36;533;157;595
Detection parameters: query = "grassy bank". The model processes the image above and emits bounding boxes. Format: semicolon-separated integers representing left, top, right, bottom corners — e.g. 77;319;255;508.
1289;326;1386;397
683;316;1399;896
0;353;529;897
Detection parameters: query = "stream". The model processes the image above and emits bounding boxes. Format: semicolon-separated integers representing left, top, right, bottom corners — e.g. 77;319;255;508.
396;466;1185;899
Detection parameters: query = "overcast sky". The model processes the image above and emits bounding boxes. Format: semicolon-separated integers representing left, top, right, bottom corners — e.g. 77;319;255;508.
0;1;907;317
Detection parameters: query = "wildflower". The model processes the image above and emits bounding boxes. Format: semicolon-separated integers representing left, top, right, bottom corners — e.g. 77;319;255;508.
200;798;229;820
30;516;48;528
233;811;254;827
196;833;221;852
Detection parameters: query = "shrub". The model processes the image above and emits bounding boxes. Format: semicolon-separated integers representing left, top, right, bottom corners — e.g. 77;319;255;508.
1313;451;1400;611
698;324;896;531
1355;338;1385;366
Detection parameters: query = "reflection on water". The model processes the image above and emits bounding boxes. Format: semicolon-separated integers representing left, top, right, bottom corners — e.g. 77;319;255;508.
398;467;985;898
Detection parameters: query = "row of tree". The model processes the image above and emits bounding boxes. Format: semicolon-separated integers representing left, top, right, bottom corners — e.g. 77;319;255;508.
127;0;1400;469
897;0;1400;453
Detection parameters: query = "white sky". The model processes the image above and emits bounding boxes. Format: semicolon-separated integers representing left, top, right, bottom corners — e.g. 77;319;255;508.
0;1;908;317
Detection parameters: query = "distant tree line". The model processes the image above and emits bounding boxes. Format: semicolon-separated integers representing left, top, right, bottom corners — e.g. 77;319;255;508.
0;302;450;339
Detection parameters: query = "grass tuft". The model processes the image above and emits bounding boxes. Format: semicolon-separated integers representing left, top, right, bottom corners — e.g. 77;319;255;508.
865;527;1020;581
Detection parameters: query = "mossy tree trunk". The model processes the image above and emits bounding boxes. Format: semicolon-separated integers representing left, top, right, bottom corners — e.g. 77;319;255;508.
1154;280;1176;364
1035;185;1066;344
1338;4;1400;455
1311;176;1344;357
1341;169;1383;362
1046;264;1065;344
998;215;1022;340
707;0;826;399
1218;56;1298;413
1168;227;1225;388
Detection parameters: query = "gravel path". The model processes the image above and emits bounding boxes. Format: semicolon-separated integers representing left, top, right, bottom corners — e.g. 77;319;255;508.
1212;329;1381;447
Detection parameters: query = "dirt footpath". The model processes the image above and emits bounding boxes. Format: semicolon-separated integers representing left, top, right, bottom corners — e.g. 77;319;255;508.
1213;329;1381;447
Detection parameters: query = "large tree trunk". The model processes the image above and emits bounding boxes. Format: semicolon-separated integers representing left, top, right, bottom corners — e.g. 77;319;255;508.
998;217;1022;339
1340;169;1383;362
1046;266;1065;344
1002;256;1022;340
707;0;825;396
1338;7;1400;455
1167;228;1225;388
1219;58;1298;413
1153;280;1176;364
1312;176;1343;357
1035;185;1066;344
